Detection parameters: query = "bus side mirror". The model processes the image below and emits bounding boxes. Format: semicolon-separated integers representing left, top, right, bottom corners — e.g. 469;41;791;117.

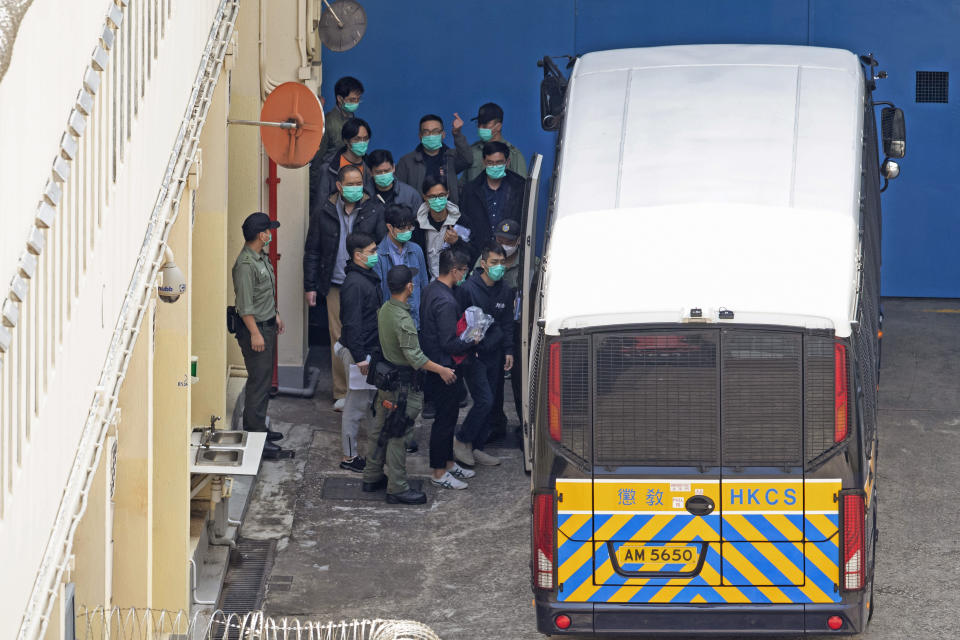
538;56;569;131
880;107;906;159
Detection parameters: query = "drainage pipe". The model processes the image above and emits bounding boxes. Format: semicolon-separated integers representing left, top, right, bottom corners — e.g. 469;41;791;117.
276;365;321;398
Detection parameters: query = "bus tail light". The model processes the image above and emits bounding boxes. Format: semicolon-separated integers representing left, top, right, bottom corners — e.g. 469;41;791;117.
834;343;849;442
533;493;555;591
841;492;865;591
548;343;562;442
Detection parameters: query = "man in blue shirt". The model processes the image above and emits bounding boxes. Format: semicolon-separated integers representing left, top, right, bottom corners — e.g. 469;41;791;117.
373;204;430;329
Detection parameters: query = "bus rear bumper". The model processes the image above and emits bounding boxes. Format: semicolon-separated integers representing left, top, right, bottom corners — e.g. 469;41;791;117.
535;600;865;635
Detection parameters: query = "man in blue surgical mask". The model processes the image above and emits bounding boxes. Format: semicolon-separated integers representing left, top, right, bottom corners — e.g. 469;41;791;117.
396;113;473;205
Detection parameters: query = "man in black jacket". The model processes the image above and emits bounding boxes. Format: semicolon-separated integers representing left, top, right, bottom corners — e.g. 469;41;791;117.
419;248;477;490
396;113;473;205
460;141;525;258
335;232;383;472
312;118;376;208
304;164;386;407
453;241;513;467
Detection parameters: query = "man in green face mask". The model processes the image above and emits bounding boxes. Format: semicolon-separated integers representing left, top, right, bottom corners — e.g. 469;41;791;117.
461;141;526;259
372;203;429;329
365;149;422;213
313;76;364;164
313;118;375;205
304;165;386;409
463;102;528;183
451;241;516;467
396;112;474;205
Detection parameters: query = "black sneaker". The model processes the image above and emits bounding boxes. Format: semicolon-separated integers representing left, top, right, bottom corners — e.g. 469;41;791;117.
422;402;436;420
339;456;366;473
406;440;419;454
386;489;427;504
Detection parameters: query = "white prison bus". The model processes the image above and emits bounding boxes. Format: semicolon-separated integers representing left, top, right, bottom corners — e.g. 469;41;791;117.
520;44;905;636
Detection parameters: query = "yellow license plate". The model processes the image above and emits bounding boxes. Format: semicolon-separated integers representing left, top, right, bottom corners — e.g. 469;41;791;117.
617;544;699;566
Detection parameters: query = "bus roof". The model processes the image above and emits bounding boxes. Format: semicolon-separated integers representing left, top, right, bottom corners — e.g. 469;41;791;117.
544;45;865;336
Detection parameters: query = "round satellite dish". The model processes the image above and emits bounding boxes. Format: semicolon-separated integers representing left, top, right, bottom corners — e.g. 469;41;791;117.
317;0;367;52
259;82;324;168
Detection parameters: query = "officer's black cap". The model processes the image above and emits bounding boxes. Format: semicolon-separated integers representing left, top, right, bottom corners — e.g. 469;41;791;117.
471;102;504;123
242;212;280;236
386;264;419;293
495;218;520;242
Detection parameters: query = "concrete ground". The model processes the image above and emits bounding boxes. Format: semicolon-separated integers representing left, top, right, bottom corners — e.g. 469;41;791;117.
238;299;960;639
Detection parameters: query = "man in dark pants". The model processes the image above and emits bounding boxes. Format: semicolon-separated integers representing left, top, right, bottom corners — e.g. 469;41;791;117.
363;265;457;504
232;212;291;459
419;249;478;490
454;241;513;466
304;164;386;410
336;232;382;472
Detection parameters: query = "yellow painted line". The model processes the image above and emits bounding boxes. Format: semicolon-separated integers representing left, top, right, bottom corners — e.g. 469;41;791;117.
800;541;841;603
923;308;960;313
806;513;839;540
722;516;805;585
716;542;790;601
767;514;805;542
562;515;647;601
557;513;591;544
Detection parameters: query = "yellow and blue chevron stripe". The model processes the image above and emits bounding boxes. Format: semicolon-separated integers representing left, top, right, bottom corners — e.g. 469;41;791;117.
556;478;841;604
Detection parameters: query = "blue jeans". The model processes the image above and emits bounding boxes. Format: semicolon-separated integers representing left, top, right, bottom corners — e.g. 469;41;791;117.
457;350;501;449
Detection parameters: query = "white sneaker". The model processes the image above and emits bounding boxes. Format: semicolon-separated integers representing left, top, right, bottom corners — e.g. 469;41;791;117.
333;398;345;412
449;462;476;480
453;438;475;466
472;449;501;466
430;471;468;490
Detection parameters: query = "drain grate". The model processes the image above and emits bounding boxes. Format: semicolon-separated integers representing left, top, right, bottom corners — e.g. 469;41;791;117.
214;539;276;638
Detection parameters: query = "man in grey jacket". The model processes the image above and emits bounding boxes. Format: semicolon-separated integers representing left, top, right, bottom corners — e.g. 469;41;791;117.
396;113;473;205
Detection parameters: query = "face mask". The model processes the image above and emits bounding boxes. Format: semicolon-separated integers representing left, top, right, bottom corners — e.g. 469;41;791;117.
486;264;506;281
374;171;394;188
456;271;467;287
477;127;493;142
421;134;443;151
485;164;506;180
395;229;413;243
365;253;379;268
341;185;364;202
262;231;272;246
502;243;519;257
350;140;368;156
427;195;448;213
341;101;360;113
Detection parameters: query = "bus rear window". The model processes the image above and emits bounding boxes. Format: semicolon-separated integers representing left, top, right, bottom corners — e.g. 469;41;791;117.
549;329;840;468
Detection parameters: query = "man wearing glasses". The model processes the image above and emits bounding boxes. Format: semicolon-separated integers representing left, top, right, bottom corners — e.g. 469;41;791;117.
461;140;526;258
396;113;473;205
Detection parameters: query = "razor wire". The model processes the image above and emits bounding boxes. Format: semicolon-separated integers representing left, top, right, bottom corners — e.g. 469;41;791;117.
75;607;441;640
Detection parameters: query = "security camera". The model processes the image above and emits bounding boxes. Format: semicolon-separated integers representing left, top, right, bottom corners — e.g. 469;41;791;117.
158;247;186;303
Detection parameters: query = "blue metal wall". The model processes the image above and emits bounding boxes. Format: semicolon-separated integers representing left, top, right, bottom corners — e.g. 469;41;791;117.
321;0;959;296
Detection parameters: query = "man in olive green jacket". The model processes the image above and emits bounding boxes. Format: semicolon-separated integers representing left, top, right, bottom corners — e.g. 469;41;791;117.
362;265;456;504
462;102;527;183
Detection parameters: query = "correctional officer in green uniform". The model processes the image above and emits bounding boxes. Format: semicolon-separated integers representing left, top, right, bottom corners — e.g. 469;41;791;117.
232;212;290;460
362;265;457;504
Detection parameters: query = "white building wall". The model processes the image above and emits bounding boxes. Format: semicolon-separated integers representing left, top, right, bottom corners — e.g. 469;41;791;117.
0;1;223;636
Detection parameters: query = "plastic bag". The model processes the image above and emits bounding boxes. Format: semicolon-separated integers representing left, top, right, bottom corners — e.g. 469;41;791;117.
458;305;494;343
